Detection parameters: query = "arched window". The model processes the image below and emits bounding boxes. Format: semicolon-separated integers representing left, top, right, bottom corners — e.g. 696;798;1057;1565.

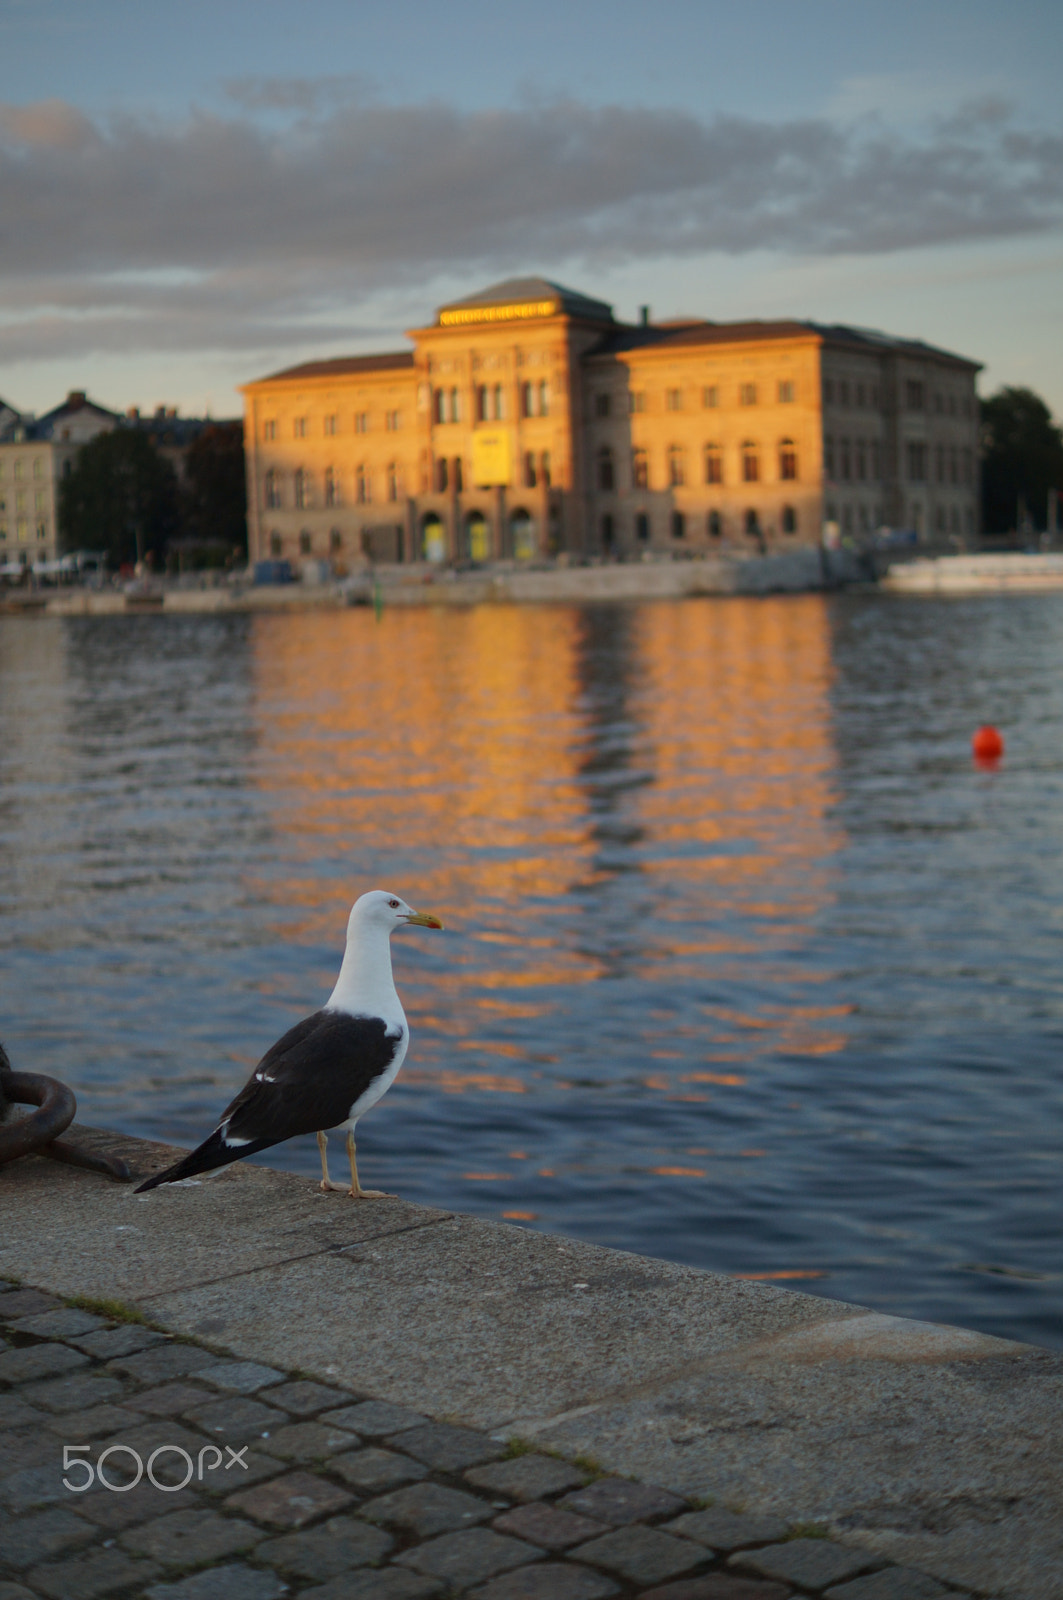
538;381;549;417
704;444;722;484
465;511;489;562
745;508;761;537
435;458;449;493
294;468;310;509
601;513;615;551
476;385;489;422
493;384;504;421
540;452;551;488
453;457;464;493
422;514;445;563
597;446;614;492
269;530;282;556
387;462;400;503
433;389;446;425
781;505;797;534
671;510;686;539
636;512;650;542
299;529;312;554
329;528;343;552
521;381;534;419
632;448;648;489
449;388;461;423
356;464;370;504
510;508;535;560
325;467;338;507
264;469;281;510
707;510;722;538
741;442;759;483
523;451;537;488
668;446;685;487
779;440;797;481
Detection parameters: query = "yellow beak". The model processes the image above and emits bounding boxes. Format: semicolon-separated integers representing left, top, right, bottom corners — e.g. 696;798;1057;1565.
404;909;445;930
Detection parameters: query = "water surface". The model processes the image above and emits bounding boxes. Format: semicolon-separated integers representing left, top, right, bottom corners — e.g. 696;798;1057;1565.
1;595;1061;1347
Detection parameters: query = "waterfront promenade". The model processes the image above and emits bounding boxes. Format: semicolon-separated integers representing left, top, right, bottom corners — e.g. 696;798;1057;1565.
2;1126;1061;1600
0;548;864;616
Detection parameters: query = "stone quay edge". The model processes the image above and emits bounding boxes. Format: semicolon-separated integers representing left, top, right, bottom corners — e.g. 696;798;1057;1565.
2;1124;1060;1600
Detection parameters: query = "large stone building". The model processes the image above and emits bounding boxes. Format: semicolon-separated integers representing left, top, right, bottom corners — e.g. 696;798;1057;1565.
241;277;981;567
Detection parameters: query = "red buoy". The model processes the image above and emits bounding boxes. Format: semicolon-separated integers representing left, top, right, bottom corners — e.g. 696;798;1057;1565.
972;725;1004;763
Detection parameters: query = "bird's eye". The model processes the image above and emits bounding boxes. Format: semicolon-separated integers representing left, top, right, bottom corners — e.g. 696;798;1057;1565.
388;898;400;909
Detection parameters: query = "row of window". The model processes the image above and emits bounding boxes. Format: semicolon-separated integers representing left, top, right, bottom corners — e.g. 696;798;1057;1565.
823;379;881;410
0;458;46;480
268;528;348;558
432;382;552;424
597;440;798;492
0;521;47;542
596;380;796;419
824;502;976;537
601;506;800;546
265;464;404;509
824;378;973;417
264;413;399;442
905;442;974;484
825;437;882;482
0;490;47;512
902;381;972;416
825;437;975;484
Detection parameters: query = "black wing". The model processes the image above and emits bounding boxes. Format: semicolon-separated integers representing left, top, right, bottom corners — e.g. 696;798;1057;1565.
135;1011;401;1192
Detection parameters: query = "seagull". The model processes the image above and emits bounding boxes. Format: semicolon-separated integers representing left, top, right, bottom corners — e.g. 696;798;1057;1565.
135;890;443;1198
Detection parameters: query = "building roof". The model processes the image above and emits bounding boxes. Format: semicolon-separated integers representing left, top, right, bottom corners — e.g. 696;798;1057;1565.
30;390;121;439
593;317;980;368
249;352;415;386
0;398;20;443
808;322;982;369
435;277;614;325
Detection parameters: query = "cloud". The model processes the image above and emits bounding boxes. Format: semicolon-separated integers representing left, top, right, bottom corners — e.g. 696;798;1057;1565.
0;97;94;148
0;90;1060;363
221;74;376;112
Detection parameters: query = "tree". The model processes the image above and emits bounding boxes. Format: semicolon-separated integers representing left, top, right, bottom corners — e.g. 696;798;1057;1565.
59;429;179;566
981;386;1063;535
182;422;247;552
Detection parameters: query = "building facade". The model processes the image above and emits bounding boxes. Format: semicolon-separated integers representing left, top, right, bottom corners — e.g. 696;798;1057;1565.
241;278;982;568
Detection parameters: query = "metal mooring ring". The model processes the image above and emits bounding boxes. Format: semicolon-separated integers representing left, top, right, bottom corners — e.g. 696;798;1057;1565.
0;1046;131;1181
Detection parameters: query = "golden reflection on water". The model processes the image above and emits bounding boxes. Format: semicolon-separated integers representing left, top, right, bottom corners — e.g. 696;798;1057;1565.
247;595;849;1107
626;594;849;1072
248;603;592;917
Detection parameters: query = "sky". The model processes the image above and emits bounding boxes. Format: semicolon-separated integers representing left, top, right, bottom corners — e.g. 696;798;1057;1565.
1;0;1061;420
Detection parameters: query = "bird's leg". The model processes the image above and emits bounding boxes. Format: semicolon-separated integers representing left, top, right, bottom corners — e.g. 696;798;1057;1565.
317;1131;348;1193
346;1128;391;1200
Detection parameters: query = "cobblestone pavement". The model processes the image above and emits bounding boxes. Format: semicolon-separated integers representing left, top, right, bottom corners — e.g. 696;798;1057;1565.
0;1280;979;1600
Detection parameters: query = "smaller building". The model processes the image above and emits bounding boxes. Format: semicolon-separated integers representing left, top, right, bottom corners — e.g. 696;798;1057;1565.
0;393;235;569
0;391;119;567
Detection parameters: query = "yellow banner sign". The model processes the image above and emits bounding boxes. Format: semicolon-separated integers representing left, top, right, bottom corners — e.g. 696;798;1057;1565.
440;300;558;328
472;430;511;487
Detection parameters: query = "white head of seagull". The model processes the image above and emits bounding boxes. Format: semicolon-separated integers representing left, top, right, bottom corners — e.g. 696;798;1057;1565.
326;890;444;1020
